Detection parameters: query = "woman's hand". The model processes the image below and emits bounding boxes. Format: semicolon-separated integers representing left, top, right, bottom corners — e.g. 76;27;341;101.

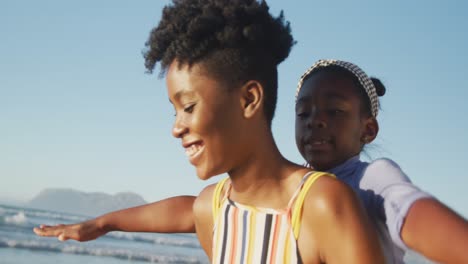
33;219;106;242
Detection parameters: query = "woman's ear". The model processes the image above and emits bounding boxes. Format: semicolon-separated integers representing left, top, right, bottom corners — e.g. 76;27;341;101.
240;80;264;119
361;117;379;144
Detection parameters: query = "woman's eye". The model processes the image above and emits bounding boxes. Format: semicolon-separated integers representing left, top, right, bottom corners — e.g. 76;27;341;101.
184;104;195;113
296;112;309;119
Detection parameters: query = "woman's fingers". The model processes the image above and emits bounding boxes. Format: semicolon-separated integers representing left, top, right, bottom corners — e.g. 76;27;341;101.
34;220;102;242
33;224;68;239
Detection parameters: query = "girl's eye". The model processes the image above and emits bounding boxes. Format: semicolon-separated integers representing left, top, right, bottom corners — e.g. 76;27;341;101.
328;109;344;116
184;104;195;113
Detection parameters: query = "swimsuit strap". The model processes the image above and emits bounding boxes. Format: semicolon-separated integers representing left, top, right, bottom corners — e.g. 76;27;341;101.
211;171;335;236
286;171;316;210
212;177;230;223
290;171;335;239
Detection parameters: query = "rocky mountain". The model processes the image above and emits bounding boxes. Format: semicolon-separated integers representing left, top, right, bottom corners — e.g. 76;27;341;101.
28;188;147;217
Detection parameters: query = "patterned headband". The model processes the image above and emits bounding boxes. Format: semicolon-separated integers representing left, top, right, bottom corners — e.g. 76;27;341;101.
295;59;379;117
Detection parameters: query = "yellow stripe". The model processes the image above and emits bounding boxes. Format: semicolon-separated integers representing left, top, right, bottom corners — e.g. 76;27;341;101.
283;227;291;264
246;211;256;263
212;204;223;262
291;171;335;238
212;177;229;223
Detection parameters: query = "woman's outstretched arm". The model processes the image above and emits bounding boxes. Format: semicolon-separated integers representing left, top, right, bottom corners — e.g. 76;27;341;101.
33;195;196;241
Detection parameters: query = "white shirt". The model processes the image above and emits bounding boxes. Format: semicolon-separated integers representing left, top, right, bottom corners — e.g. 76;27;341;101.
329;156;432;264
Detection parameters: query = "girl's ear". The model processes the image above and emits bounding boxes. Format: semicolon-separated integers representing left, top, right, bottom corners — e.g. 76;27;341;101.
240;80;264;119
361;117;379;144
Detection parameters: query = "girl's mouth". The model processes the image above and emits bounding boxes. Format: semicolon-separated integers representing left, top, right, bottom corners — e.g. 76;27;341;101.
305;138;331;151
311;139;329;145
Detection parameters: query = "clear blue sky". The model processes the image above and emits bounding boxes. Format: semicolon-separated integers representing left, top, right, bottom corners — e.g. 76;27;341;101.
1;1;467;217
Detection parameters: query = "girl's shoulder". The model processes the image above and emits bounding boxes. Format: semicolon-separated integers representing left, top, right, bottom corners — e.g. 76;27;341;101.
367;157;401;169
364;158;410;181
359;158;416;193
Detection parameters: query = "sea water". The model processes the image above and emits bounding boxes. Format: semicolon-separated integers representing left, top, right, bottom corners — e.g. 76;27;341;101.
0;204;434;263
0;204;208;263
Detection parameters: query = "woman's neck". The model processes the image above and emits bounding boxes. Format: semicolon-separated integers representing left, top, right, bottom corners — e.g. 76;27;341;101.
227;131;307;208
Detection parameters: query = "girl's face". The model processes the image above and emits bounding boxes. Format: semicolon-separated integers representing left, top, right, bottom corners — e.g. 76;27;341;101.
295;70;373;171
166;61;245;180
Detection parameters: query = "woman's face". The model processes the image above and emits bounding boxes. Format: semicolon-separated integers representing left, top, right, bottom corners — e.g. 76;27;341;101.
166;61;245;180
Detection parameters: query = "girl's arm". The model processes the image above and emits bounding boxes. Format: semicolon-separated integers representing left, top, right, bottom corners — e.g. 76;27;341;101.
304;177;385;264
362;159;468;263
33;195;196;241
401;198;468;264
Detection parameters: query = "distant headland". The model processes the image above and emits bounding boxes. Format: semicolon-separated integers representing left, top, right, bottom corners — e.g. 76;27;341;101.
27;188;147;217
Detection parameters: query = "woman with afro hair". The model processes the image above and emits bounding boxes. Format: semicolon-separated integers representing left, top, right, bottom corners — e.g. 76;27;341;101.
35;1;384;263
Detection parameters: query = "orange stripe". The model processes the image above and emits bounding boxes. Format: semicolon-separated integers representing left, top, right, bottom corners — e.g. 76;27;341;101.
228;206;239;263
269;216;281;264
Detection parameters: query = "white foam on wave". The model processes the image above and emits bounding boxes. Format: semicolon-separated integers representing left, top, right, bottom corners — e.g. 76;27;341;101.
0;205;86;223
0;237;207;263
0;206;17;215
25;210;87;222
4;212;28;225
107;232;201;248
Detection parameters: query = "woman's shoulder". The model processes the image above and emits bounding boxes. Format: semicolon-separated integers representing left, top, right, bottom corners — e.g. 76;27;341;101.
299;173;385;263
193;182;220;215
302;174;359;218
298;174;368;243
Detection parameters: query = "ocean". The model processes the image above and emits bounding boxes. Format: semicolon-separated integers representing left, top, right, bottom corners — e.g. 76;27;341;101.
0;204;208;264
0;203;434;264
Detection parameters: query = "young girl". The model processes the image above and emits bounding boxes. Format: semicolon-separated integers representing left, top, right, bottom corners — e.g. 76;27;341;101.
35;1;384;263
294;59;468;264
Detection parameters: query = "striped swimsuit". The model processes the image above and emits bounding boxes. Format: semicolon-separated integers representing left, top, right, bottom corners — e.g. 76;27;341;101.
211;171;333;264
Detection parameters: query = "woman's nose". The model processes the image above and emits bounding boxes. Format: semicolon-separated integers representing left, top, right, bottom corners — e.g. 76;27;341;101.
172;115;188;138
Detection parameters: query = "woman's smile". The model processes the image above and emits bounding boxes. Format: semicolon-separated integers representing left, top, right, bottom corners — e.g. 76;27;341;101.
184;142;205;164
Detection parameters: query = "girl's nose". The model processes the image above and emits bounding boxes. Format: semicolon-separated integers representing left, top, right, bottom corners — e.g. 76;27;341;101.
308;111;327;129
